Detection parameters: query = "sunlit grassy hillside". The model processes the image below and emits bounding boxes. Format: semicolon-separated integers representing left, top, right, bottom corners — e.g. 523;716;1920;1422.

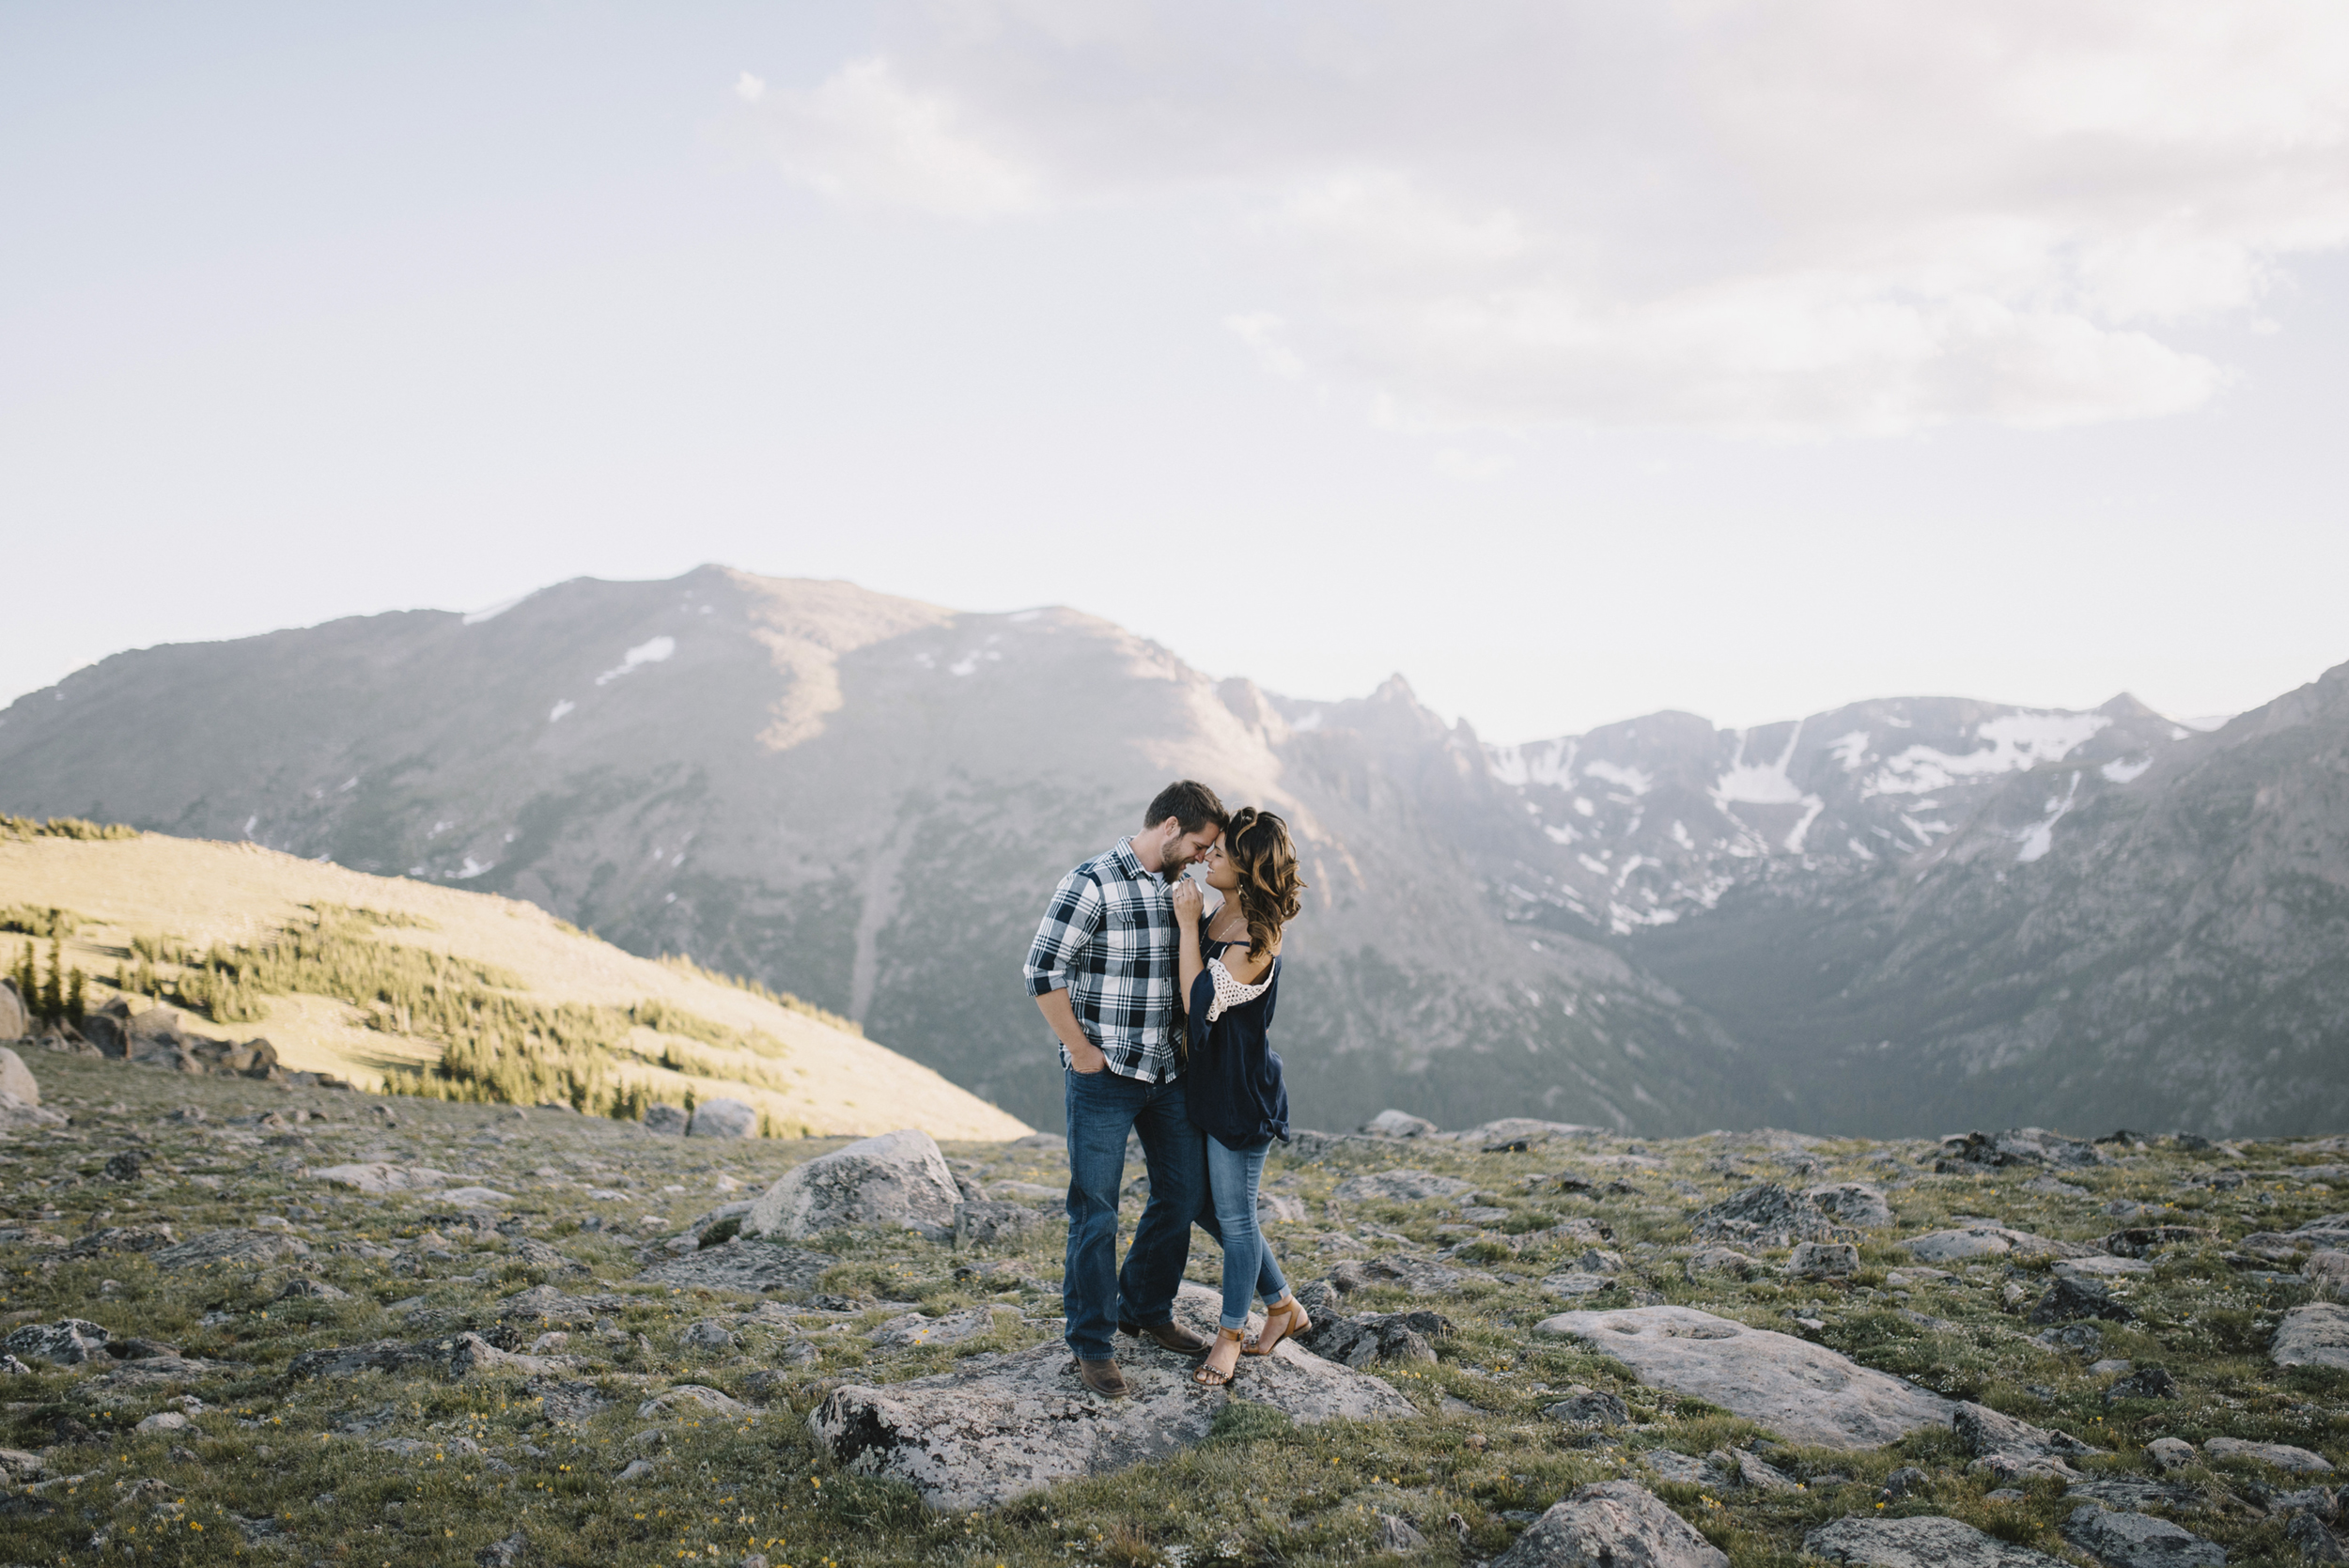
0;822;1029;1140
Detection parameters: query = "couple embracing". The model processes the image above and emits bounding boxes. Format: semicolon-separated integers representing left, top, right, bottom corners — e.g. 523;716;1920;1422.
1022;780;1308;1395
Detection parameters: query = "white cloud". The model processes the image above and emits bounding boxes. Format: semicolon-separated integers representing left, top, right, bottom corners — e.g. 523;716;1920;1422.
735;71;766;102
746;0;2349;434
746;56;1040;218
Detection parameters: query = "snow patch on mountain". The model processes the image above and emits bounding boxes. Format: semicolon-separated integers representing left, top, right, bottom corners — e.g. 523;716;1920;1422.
595;636;677;686
1865;711;2108;797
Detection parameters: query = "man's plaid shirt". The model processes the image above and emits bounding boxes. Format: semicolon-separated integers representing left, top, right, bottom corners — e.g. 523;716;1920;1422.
1022;836;1183;1082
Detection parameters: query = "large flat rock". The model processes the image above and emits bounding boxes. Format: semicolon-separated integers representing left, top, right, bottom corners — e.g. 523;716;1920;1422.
1806;1515;2065;1567
1534;1306;1954;1450
2273;1302;2349;1370
634;1237;834;1295
810;1287;1415;1510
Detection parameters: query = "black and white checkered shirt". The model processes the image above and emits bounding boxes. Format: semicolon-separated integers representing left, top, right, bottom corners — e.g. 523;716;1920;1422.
1022;836;1182;1082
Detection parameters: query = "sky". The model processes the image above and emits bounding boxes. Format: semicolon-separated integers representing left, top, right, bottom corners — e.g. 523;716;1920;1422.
5;2;2347;742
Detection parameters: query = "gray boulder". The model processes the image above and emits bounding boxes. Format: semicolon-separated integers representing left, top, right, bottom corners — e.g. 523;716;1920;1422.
2275;1303;2349;1371
1804;1182;1894;1228
744;1127;962;1242
1786;1242;1860;1279
2030;1277;2135;1325
1806;1515;2066;1566
1953;1401;2103;1482
1333;1170;1474;1203
2061;1503;2225;1567
1491;1481;1727;1568
1903;1223;2093;1265
808;1287;1414;1509
1299;1311;1450;1368
0;980;27;1041
1544;1386;1631;1429
687;1098;757;1139
1533;1306;1953;1450
148;1229;310;1272
1361;1110;1438;1139
1689;1184;1845;1247
1;1318;110;1365
0;1045;39;1103
1937;1128;2102;1171
642;1104;690;1135
2201;1436;2333;1474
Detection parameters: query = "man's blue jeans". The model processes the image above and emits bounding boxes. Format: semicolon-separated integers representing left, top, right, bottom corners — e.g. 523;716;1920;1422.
1062;1065;1218;1361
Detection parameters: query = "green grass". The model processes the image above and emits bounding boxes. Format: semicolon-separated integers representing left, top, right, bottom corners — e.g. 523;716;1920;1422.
0;1053;2341;1566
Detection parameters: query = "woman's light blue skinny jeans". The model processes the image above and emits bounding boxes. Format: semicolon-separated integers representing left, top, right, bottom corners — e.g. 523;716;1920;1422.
1204;1133;1289;1331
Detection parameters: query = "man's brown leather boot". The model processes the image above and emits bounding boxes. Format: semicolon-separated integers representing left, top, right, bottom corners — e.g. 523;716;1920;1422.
1075;1358;1130;1398
1120;1317;1212;1355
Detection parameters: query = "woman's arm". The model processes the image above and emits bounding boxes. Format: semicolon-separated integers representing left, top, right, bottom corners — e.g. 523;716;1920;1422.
1171;877;1206;1002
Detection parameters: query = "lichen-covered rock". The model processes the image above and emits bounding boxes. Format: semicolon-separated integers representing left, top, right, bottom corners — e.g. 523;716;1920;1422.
63;1224;179;1258
1952;1401;2103;1482
1;1318;110;1365
638;1385;749;1419
310;1163;454;1194
1360;1110;1438;1139
2201;1436;2333;1474
635;1236;834;1295
1299;1311;1449;1368
288;1332;560;1381
1936;1128;2102;1171
1689;1184;1845;1247
148;1228;311;1272
869;1307;1006;1350
1807;1514;2066;1566
1534;1306;1953;1449
744;1128;962;1242
2029;1277;2135;1325
1786;1242;1860;1279
809;1289;1413;1510
954;1199;1046;1246
1491;1480;1728;1567
1803;1182;1893;1227
2061;1502;2225;1567
1544;1386;1631;1429
1332;1170;1474;1203
1362;1252;1488;1292
687;1098;757;1139
642;1104;690;1135
2274;1303;2349;1371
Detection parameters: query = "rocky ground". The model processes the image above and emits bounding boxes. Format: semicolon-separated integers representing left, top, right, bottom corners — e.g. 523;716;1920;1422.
2;1050;2345;1567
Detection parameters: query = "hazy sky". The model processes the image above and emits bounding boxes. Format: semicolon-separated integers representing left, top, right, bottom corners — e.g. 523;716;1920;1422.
6;3;2346;741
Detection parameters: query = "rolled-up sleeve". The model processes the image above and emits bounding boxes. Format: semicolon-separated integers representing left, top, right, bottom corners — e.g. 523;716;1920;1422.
1023;869;1101;997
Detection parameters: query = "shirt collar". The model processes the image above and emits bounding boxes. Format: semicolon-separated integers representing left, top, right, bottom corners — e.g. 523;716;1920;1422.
1111;835;1161;886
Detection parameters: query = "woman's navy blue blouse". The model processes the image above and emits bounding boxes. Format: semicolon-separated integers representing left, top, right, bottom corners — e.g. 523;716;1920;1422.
1184;925;1289;1152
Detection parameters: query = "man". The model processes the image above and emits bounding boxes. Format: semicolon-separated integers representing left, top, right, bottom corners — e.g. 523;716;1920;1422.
1023;779;1230;1398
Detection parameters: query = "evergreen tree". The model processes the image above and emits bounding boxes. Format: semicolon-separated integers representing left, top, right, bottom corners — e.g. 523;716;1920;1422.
65;967;85;1026
40;937;64;1023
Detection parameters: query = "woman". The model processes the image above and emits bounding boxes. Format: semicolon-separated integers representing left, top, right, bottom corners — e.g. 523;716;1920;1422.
1169;806;1310;1388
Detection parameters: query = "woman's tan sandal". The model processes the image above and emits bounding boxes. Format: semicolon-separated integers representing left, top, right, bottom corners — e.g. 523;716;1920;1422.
1192;1327;1245;1387
1244;1296;1310;1357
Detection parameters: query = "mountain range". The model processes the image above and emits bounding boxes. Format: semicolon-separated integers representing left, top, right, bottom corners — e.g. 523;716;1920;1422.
3;565;2341;1136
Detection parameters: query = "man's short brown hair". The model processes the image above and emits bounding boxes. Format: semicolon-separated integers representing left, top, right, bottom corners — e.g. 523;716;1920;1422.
1143;779;1228;836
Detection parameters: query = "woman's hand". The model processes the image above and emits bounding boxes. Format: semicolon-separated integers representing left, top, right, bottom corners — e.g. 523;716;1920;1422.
1170;877;1204;924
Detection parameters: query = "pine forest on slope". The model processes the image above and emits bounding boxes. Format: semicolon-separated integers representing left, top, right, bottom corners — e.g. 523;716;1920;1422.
0;821;1027;1141
1;565;2341;1137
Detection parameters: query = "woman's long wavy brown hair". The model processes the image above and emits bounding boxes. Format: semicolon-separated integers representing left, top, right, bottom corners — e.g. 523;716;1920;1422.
1224;807;1306;961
